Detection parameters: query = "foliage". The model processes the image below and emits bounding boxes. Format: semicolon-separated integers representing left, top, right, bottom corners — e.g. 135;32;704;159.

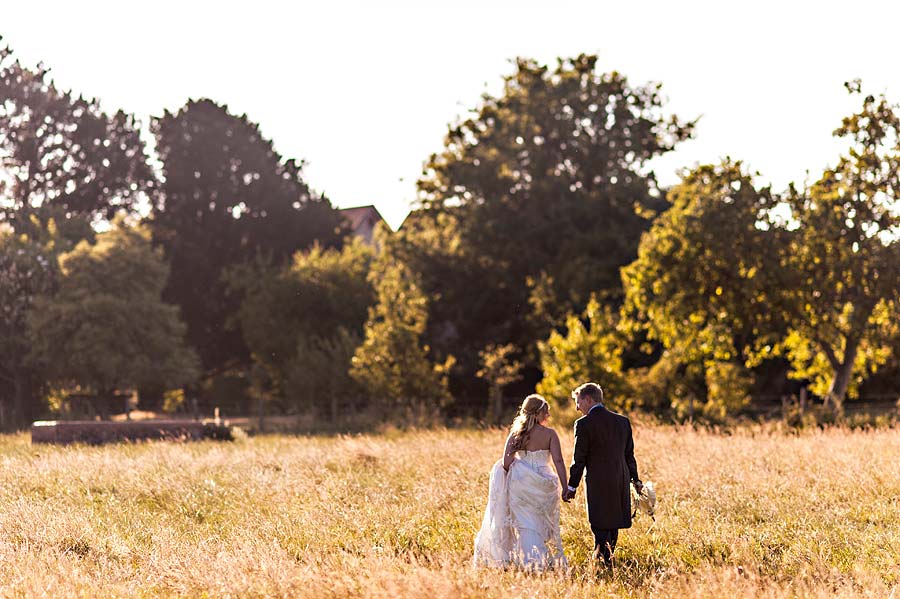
285;327;364;424
627;348;695;413
771;83;900;411
0;37;154;232
622;161;783;364
701;361;753;420
196;370;250;417
150;99;345;375
229;238;374;419
621;160;785;417
161;389;187;414
0;221;61;426
536;296;629;420
350;241;454;420
622;86;900;415
0;37;152;427
27;223;199;417
407;54;693;400
0;228;58;359
388;209;494;399
476;343;523;423
229;238;374;394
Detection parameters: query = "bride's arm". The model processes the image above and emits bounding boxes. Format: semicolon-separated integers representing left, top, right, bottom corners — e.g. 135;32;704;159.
549;430;568;489
502;434;517;471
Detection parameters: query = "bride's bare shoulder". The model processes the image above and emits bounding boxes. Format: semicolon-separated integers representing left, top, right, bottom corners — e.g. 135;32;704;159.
533;424;557;439
536;423;558;435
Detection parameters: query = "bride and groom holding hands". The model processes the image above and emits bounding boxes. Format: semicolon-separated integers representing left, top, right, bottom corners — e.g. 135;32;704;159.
474;382;642;572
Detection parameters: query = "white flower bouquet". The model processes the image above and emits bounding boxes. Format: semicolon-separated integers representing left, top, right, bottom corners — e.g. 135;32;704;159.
631;480;656;519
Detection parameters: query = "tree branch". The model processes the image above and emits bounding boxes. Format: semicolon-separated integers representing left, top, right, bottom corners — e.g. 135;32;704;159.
813;333;841;372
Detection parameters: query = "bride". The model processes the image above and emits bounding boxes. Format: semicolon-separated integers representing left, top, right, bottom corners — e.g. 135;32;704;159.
474;394;569;570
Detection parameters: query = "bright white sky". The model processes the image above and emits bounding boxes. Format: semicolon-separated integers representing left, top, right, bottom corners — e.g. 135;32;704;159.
3;0;899;228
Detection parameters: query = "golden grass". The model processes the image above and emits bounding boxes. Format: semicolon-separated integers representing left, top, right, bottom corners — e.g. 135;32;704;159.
0;423;898;597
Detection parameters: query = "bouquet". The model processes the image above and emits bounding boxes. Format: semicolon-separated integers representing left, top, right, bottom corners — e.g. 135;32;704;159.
631;480;656;519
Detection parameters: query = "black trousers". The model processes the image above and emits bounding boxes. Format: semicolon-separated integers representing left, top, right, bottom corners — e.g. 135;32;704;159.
591;527;619;568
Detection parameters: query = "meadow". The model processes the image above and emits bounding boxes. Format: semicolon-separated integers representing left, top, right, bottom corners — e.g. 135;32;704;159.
0;422;898;598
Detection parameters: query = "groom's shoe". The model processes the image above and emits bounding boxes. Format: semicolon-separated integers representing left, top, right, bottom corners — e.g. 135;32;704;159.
591;544;614;576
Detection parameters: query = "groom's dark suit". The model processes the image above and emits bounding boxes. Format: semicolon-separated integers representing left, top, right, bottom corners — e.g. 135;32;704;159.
567;404;640;568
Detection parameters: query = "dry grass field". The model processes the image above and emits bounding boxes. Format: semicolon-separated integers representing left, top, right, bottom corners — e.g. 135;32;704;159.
0;422;899;598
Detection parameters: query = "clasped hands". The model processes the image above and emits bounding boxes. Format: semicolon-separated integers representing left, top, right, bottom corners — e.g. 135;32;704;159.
562;481;642;502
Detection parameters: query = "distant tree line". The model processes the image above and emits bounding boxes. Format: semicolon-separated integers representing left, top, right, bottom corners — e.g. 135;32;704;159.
1;37;897;430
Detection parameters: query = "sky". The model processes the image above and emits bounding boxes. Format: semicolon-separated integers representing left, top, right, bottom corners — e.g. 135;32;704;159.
3;0;900;229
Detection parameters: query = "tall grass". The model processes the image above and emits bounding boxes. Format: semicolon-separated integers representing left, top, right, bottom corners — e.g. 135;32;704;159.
0;423;898;597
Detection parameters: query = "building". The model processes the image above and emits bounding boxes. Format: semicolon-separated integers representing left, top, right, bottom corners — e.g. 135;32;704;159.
339;205;387;246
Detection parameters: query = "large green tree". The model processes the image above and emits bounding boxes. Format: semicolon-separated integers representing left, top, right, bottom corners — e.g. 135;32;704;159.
286;328;364;426
775;84;900;411
0;38;154;232
621;161;786;415
0;223;60;428
27;223;199;418
622;85;900;415
150;99;345;376
536;296;628;420
0;38;152;426
407;54;693;405
350;240;453;422
229;238;375;418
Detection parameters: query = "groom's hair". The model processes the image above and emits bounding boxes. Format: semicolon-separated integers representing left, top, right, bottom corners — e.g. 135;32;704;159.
572;382;604;404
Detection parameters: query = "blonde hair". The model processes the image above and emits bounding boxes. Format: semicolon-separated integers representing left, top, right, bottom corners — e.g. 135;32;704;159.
509;394;549;450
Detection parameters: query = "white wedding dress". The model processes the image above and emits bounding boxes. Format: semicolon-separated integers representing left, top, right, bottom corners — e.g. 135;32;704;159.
473;449;567;570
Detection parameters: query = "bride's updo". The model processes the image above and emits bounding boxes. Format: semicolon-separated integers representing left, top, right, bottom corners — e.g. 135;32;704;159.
509;394;549;450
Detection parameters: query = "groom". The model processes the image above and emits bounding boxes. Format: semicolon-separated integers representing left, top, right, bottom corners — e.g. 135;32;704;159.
564;382;641;571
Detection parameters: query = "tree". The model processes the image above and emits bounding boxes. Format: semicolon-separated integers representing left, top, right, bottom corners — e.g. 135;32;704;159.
388;209;494;403
0;37;154;426
774;83;900;412
229;238;375;414
621;161;784;416
477;343;523;424
536;296;629;421
622;84;900;416
285;328;364;425
0;222;60;428
350;243;453;422
150;99;345;376
408;54;693;402
0;38;154;233
27;223;199;418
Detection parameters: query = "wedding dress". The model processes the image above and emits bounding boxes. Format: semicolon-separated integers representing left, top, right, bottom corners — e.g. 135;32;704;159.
473;449;567;570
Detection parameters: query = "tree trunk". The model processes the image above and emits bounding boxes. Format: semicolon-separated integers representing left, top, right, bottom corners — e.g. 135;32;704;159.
827;337;861;417
12;370;34;430
257;396;266;433
98;389;113;421
487;389;503;425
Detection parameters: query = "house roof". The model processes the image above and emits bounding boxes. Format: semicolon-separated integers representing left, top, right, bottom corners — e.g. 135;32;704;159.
339;205;386;230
